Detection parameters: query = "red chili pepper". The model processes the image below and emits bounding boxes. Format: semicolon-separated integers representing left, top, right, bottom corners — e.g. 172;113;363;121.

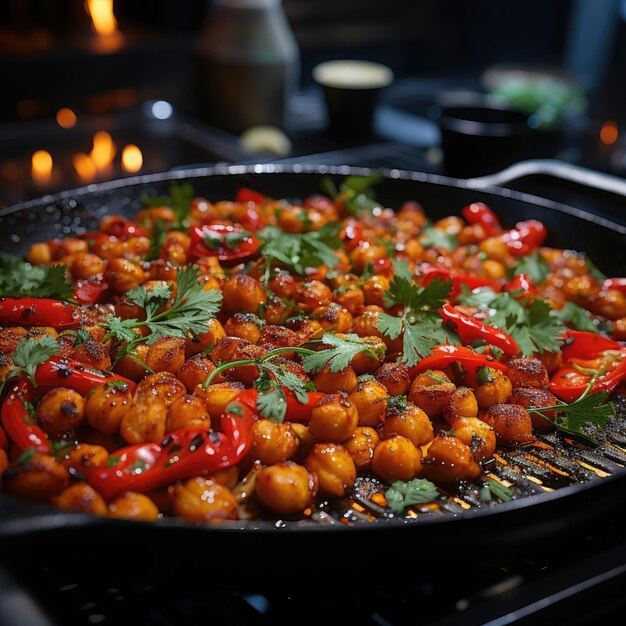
1;379;50;453
420;266;500;300
101;217;149;239
0;425;7;450
74;279;108;305
188;224;260;266
603;278;626;293
409;345;509;378
235;187;266;205
503;273;536;300
561;330;622;362
438;303;519;356
461;202;502;237
340;220;366;252
233;387;325;421
502;220;547;256
0;298;81;329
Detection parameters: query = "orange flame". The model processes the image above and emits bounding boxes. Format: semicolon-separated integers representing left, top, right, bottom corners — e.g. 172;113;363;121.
121;144;143;173
32;150;53;185
85;0;118;36
90;130;116;171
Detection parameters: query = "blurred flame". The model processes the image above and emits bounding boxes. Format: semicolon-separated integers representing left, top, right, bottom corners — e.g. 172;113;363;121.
600;120;619;145
56;108;77;129
85;0;118;36
32;150;53;185
121;144;143;173
73;153;97;182
90;130;116;171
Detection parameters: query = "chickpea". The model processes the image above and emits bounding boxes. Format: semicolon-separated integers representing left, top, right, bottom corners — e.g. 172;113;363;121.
55;484;108;516
113;343;150;381
166;394;211;431
345;427;380;470
474;368;513;409
403;238;425;261
313;364;358;394
222;343;265;386
146;337;187;374
3;453;70;501
205;466;240;491
349;335;386;374
352;309;402;354
510;387;559;431
409;370;456;417
371;435;422;482
0;327;27;353
209;336;251;366
384;399;434;447
249;419;299;465
178;354;216;392
421;435;482;483
60;443;109;472
309;394;358;443
484;403;535;445
90;235;125;259
85;383;133;435
160;232;190;265
105;258;146;293
296;280;332;313
255;462;317;515
478;236;510;263
269;271;300;300
36;387;85;439
259;325;300;352
69;253;105;280
506;356;549;389
50;237;88;259
451;417;496;463
305;443;356;497
537;350;563;376
350;242;389;274
312;304;353;333
70;340;112;371
223;313;263;344
109;492;160;521
375;362;411;396
172;477;239;522
187;318;227;357
26;242;52;265
333;283;365;315
136;205;176;227
223;274;266;314
196;381;245;421
443;386;479;424
482;259;506;280
347;378;388;427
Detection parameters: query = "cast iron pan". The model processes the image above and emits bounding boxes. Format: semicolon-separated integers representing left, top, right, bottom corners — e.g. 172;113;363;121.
1;164;626;575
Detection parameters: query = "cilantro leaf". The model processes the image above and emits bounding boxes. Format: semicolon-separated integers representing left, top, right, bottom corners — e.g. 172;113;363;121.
255;380;289;423
263;362;310;405
510;251;550;284
301;333;385;374
385;478;440;513
554;302;600;332
419;226;457;251
1;335;59;393
144;218;168;262
141;182;194;229
320;173;383;215
0;253;74;301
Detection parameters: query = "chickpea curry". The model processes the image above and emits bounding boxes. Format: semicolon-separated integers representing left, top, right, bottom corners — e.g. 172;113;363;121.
0;176;625;524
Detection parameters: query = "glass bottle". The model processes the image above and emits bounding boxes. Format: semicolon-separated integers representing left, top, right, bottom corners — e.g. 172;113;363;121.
195;0;300;135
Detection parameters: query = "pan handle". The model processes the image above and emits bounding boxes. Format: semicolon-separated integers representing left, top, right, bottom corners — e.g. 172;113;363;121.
465;158;626;199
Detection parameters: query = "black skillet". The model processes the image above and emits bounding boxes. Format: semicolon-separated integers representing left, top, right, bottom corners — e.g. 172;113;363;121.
1;164;626;576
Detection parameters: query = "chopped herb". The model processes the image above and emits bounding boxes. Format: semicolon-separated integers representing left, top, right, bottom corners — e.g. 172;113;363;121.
225;402;244;417
321;173;383;214
387;395;409;412
554;302;600;332
73;328;93;347
0;335;59;395
144;218;168;261
129;459;148;473
476;366;495;386
16;446;36;466
301;333;385;374
106;380;129;389
105;456;121;468
419;226;458;251
140;182;194;230
510;251;550;284
385;478;440;513
0;253;74;301
481;479;514;503
585;255;607;282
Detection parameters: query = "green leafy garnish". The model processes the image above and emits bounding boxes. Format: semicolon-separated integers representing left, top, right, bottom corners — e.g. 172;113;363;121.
0;253;74;301
480;478;514;503
301;333;385;374
105;456;121;468
419;226;458;251
140;182;194;230
16;446;37;466
385;478;440;513
144;218;168;262
129;459;148;473
0;335;59;395
510;251;550;284
320;173;383;214
103;266;222;346
378;260;458;366
584;255;608;283
553;302;600;332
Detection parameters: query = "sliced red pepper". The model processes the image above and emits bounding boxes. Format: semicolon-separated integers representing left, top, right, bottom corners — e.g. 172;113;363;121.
420;266;500;300
101;216;149;240
340;220;366;252
235;187;266;205
409;345;509;378
561;330;622;362
74;278;108;305
503;273;535;300
188;224;260;266
461;202;502;237
0;298;81;329
502;220;547;256
439;303;519;356
1;378;50;453
603;278;626;293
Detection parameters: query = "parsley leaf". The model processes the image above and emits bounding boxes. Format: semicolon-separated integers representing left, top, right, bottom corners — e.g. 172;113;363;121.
510;251;550;284
553;302;599;332
584;255;607;283
419;226;458;251
140;182;194;230
0;335;59;394
321;173;383;214
385;478;440;513
301;333;386;374
0;253;74;301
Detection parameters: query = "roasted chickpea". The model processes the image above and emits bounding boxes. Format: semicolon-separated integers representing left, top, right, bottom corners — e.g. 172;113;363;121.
305;443;356;497
371;435;422;482
3;453;70;501
105;258;146;293
478;236;510;263
384;399;434;447
350;242;390;274
109;492;160;521
223;313;263;344
113;343;150;381
421;435;482;483
85;383;133;435
348;378;388;427
223;274;267;314
255;462;317;515
375;362;411;396
483;403;535;444
408;370;456;417
362;276;391;307
507;356;549;389
474;367;513;409
166;394;211;431
510;387;559;431
443;386;479;423
55;484;108;516
309;394;359;443
136;205;176;226
311;304;353;333
537;350;563;375
333;283;365;315
222;343;265;386
196;381;245;421
345;427;380;470
313;364;358;394
178;354;216;392
59;443;109;471
146;337;187;374
26;242;52;265
36;387;85;438
209;336;251;366
187;318;227;357
451;417;497;463
249;419;299;465
172;477;239;522
70;340;112;371
349;335;386;374
296;280;332;313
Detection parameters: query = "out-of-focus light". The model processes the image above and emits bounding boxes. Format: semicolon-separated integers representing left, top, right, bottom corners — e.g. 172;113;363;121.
600;120;619;145
56;108;77;129
121;144;143;173
73;153;97;182
151;100;173;120
85;0;118;37
32;150;53;185
90;130;116;171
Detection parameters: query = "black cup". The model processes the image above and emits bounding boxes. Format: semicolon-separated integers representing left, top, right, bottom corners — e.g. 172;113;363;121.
435;92;530;178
